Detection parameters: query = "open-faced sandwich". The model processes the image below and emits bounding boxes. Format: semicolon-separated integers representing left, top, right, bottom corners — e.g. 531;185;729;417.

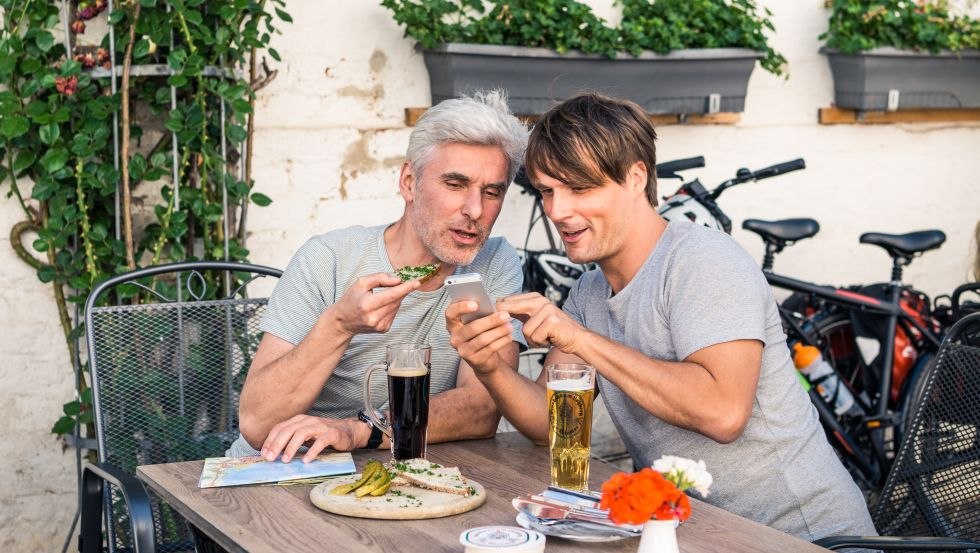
394;263;440;284
390;458;475;496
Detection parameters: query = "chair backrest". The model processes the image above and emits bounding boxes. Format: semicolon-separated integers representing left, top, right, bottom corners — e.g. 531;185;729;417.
872;312;980;540
84;261;281;552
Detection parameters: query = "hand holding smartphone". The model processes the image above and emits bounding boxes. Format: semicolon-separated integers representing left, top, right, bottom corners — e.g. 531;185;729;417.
444;273;496;324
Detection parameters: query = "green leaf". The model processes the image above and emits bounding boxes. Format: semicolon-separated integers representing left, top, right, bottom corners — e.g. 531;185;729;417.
39;123;60;145
51;415;75;435
63;400;81;416
250;192;272;206
268;47;281;62
275;8;292;23
35;30;55;52
133;38;151;59
1;115;29;138
37;265;57;283
164;114;184;132
40;148;70;173
32;239;49;253
227;124;247;142
13;151;36;173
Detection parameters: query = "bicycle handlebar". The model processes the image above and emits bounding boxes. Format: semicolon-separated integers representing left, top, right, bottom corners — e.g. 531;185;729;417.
708;158;806;200
656;156;706;179
751;158;806;181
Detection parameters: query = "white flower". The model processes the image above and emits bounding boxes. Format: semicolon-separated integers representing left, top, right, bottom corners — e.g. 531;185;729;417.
652;455;713;497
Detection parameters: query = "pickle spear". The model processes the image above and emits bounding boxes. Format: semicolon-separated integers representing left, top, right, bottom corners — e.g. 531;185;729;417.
329;460;383;495
354;469;390;497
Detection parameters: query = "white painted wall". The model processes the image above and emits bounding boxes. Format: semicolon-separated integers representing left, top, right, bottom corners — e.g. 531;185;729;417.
2;0;978;549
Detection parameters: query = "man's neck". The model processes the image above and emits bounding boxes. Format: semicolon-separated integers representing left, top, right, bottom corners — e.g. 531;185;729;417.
600;210;667;295
384;216;455;291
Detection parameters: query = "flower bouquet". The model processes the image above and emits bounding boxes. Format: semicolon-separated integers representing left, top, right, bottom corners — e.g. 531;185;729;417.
600;456;712;553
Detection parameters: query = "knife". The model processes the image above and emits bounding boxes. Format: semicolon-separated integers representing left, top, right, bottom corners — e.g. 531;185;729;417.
512;498;643;532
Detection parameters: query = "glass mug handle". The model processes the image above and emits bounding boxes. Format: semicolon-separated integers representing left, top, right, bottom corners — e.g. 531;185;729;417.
362;362;392;439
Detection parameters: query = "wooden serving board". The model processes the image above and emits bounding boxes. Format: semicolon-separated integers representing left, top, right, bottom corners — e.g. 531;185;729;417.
310;474;486;520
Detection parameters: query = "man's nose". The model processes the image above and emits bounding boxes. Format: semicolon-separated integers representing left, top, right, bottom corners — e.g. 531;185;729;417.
461;188;483;220
545;190;571;222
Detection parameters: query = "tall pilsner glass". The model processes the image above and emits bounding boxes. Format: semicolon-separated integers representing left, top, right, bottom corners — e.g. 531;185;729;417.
362;344;431;460
546;363;596;491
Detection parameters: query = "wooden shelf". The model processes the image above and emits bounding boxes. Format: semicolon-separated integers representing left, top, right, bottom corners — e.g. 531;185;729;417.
405;108;739;127
819;107;980;125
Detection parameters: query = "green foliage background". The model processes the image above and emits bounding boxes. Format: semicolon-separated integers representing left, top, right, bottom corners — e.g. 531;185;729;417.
0;0;289;437
822;0;980;53
381;0;787;75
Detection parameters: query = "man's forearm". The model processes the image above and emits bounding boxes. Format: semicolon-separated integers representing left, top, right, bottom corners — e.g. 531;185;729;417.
239;308;353;447
425;386;501;442
478;366;549;443
569;330;758;443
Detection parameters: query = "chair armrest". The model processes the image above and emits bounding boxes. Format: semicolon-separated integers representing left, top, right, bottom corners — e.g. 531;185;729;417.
80;462;157;553
815;535;980;550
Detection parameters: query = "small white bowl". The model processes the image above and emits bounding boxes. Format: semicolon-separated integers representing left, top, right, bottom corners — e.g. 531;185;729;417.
459;526;546;553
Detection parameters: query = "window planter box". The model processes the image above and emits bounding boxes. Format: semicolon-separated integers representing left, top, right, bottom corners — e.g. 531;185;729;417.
822;47;980;110
421;43;762;115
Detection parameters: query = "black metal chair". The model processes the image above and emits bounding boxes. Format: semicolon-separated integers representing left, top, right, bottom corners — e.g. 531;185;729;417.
816;312;980;551
78;261;281;553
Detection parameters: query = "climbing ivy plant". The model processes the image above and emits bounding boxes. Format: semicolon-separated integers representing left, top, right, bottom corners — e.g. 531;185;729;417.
0;0;290;439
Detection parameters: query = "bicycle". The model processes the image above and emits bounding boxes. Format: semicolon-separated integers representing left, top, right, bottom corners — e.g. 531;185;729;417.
745;220;947;493
656;161;953;495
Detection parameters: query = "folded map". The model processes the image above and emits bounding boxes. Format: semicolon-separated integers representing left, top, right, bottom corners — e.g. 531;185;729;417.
198;453;356;488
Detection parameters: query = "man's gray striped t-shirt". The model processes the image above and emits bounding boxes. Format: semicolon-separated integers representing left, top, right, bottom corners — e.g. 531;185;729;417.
261;224;524;420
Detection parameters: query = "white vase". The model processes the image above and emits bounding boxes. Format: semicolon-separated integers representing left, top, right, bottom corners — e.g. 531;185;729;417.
636;519;679;553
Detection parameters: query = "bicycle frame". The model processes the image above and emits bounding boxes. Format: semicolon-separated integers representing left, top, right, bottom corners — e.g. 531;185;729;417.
766;270;943;488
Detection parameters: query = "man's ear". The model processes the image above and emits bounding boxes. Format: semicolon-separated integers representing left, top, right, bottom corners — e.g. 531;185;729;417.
627;161;648;195
398;161;415;202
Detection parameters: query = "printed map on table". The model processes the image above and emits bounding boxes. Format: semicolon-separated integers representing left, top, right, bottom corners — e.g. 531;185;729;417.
198;452;355;488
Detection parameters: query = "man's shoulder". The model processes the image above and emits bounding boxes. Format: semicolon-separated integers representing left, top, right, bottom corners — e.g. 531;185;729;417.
663;221;752;267
294;225;381;257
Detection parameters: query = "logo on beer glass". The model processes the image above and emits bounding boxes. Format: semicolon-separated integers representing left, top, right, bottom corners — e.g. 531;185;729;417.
550;391;587;438
546;363;596;491
362;344;431;461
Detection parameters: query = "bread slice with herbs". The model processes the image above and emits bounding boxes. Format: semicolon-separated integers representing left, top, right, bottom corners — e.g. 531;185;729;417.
391;459;475;496
394;263;440;284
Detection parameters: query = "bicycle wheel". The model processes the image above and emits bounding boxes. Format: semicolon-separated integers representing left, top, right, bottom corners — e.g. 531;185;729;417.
806;310;869;402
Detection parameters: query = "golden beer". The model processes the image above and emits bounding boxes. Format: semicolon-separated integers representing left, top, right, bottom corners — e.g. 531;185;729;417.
547;380;595;490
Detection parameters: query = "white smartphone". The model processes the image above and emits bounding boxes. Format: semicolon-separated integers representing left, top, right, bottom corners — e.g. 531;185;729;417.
444;273;496;324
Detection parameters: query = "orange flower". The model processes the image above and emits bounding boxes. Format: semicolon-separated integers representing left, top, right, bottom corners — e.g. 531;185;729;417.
600;467;692;525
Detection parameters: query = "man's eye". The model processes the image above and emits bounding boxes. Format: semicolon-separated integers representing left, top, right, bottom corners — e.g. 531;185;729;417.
538;188;553;196
484;188;503;199
446;182;464;189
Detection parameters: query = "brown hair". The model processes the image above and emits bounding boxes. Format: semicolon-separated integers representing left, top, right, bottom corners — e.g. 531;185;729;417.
525;93;659;207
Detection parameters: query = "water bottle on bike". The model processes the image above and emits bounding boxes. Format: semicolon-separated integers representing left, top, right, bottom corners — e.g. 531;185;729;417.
792;343;862;418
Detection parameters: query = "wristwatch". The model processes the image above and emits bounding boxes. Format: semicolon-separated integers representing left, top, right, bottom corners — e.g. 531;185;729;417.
357;408;386;449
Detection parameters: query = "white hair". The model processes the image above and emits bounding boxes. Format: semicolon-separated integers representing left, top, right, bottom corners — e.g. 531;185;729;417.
406;90;528;184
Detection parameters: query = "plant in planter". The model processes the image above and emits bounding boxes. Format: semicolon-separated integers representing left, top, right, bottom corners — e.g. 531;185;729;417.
382;0;786;115
820;0;980;110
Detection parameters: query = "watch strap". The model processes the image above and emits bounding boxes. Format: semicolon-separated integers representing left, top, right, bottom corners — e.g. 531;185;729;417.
357;409;385;449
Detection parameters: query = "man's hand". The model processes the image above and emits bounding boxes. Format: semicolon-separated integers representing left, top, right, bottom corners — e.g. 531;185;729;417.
260;414;370;463
446;301;514;376
332;272;419;336
495;293;585;353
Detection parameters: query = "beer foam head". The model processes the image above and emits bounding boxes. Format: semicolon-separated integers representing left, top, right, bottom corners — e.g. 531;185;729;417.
388;366;429;377
547;377;592;391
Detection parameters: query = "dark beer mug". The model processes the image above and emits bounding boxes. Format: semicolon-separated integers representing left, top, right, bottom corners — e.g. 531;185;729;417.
362;344;431;460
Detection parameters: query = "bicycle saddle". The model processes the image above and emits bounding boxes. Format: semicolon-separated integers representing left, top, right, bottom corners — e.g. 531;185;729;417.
860;230;946;258
742;218;820;244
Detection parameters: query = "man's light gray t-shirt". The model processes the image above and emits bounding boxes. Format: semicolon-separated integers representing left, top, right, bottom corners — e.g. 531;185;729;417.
229;224;523;456
563;220;875;542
